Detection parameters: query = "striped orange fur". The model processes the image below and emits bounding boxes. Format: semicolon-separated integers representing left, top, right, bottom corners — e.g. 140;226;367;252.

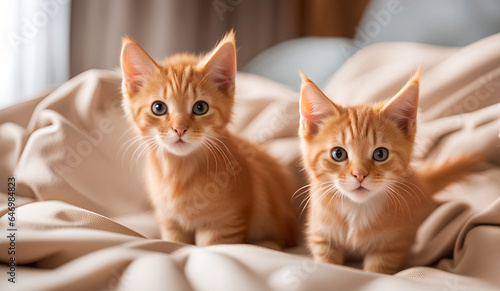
120;32;296;247
299;68;480;274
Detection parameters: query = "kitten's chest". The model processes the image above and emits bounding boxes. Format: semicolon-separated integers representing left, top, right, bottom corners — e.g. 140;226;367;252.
326;199;386;247
155;175;207;208
151;167;234;223
341;201;384;231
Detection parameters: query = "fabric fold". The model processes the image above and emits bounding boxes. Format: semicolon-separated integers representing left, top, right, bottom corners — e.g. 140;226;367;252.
1;34;499;290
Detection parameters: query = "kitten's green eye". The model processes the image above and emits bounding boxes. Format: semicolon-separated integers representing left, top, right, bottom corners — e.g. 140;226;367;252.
152;101;167;116
193;101;209;115
373;147;389;161
331;147;348;162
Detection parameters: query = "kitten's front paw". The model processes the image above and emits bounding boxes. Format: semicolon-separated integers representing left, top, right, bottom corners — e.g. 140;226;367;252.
309;241;344;265
161;232;192;244
195;225;247;246
159;220;194;244
313;249;343;265
363;251;406;274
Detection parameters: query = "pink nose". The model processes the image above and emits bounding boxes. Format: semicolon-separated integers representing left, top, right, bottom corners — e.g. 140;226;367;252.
352;172;367;183
172;126;188;137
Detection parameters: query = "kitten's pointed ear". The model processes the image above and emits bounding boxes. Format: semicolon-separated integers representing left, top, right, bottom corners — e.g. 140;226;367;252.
121;36;159;93
300;72;340;134
202;31;236;91
380;66;421;132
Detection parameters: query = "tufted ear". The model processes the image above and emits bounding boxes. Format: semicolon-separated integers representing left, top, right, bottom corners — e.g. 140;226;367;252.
380;66;421;132
299;72;341;134
120;36;159;93
202;31;236;92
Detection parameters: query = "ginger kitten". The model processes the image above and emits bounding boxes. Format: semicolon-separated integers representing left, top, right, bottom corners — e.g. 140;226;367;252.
299;68;479;274
120;32;296;247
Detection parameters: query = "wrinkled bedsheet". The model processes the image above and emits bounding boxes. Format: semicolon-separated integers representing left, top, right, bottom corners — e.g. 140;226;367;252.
1;33;500;291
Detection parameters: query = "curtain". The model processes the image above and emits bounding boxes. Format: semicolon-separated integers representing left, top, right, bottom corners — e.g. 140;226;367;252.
69;0;302;76
299;0;370;37
0;0;71;109
69;0;370;78
0;0;368;109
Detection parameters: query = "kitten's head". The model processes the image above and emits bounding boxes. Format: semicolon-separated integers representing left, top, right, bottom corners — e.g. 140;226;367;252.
120;32;236;156
299;69;420;203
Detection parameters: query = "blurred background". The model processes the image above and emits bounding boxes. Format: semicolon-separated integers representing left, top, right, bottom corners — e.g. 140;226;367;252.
1;0;500;109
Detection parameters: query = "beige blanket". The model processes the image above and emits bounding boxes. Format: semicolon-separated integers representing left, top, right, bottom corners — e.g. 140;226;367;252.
1;33;500;291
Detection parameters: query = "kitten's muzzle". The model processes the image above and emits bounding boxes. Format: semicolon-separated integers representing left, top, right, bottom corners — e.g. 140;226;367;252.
352;171;367;183
172;125;188;137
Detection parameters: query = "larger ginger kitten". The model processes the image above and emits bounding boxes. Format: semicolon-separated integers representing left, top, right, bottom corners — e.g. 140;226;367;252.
120;32;296;247
299;68;479;274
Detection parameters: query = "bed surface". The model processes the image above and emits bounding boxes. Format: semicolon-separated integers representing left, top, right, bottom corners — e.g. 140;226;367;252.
1;33;500;290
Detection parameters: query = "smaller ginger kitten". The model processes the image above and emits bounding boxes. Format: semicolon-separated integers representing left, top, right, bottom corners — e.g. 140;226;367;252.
299;68;479;274
120;32;296;247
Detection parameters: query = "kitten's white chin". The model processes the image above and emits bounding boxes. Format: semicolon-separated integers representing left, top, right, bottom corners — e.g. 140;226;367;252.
164;140;200;156
345;187;376;203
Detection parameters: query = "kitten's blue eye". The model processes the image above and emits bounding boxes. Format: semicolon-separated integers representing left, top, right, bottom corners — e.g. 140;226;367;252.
373;147;389;161
193;101;209;115
152;101;167;116
331;147;348;162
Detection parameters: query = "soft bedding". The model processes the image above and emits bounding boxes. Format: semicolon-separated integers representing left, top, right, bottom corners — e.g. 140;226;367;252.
1;33;500;291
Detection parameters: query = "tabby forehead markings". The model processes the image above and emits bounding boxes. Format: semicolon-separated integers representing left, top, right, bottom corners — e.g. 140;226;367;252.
180;70;188;94
371;128;377;146
165;75;195;114
339;130;346;146
158;87;165;101
349;111;358;137
345;128;354;145
361;114;370;139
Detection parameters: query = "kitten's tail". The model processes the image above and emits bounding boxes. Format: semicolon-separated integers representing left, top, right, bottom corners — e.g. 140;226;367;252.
417;154;482;197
